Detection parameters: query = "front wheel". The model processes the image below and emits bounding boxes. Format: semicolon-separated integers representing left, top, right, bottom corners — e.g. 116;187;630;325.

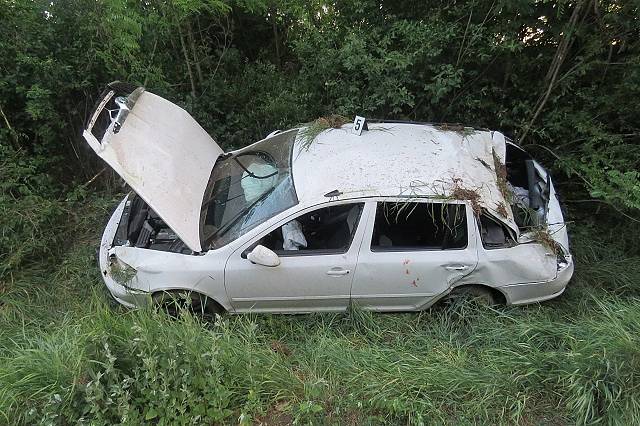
152;290;223;319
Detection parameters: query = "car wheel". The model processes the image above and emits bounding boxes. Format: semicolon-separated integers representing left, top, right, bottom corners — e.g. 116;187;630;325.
445;286;497;306
152;290;222;319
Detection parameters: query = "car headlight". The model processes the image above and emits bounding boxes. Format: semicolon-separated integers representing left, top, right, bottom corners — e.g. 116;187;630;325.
108;254;138;288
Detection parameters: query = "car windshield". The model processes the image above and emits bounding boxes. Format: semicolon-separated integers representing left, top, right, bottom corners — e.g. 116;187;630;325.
200;130;298;249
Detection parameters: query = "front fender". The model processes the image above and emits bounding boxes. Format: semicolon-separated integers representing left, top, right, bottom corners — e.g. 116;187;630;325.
111;246;232;312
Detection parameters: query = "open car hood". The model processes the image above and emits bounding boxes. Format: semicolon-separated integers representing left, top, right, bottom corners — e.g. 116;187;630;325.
83;82;223;252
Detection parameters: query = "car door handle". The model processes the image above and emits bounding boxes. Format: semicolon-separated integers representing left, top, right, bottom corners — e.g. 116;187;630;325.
326;268;350;276
444;265;469;271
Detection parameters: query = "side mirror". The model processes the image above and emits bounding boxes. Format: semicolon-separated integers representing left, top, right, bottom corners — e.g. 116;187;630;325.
246;245;280;267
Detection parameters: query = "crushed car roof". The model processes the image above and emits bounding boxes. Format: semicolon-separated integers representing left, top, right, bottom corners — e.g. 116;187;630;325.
292;122;518;234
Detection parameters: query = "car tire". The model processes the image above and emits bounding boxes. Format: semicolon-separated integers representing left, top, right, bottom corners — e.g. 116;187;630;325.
152;290;223;319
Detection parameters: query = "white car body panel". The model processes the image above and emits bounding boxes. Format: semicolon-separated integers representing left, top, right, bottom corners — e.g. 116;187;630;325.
224;200;371;312
112;245;232;311
83;89;223;252
350;199;479;310
99;196;235;312
537;166;570;250
99;197;151;308
473;242;558;292
99;192;572;313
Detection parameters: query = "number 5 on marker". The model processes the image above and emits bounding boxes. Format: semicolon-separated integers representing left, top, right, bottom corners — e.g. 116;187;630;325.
352;116;366;136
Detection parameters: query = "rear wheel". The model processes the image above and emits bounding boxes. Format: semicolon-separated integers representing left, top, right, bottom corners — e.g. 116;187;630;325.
152;290;223;319
445;286;498;306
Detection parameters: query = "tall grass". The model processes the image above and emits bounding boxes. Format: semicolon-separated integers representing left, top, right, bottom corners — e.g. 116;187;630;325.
1;199;640;424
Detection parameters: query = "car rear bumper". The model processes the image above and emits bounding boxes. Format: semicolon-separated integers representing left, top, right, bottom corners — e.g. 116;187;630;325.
499;258;574;305
98;196;151;308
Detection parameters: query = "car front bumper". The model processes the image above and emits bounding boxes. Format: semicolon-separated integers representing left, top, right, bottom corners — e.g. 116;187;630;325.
98;196;151;308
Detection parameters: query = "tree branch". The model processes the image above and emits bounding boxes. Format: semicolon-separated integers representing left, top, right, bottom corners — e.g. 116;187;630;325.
178;21;197;98
0;103;20;150
519;0;588;144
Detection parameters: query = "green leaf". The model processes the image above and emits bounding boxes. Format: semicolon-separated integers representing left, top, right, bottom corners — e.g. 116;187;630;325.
145;407;158;420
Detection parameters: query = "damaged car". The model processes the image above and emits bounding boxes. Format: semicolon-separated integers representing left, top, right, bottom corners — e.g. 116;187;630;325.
84;82;573;315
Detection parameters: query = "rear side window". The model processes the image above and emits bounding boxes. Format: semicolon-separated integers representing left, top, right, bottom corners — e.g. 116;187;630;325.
371;202;467;251
478;213;516;249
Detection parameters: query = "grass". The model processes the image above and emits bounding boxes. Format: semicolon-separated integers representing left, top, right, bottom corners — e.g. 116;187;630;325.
492;148;512;204
297;115;350;153
1;197;640;424
530;226;561;254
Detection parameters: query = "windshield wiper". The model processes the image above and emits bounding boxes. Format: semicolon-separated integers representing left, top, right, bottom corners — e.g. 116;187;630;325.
202;156;278;210
206;185;278;246
233;156;278;179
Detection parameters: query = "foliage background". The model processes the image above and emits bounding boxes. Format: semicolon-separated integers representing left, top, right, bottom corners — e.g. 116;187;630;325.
1;0;640;424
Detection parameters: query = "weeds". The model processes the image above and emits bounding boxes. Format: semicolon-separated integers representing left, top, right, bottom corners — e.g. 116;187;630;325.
450;178;482;216
297;115;350;152
496;201;509;218
433;123;478;137
492;148;512;203
530;226;561;254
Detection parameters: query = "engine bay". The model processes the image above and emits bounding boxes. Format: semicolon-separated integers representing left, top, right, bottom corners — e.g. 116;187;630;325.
112;193;192;254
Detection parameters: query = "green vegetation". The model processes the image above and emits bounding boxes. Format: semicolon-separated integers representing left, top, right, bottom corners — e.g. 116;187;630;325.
1;198;640;424
1;0;640;424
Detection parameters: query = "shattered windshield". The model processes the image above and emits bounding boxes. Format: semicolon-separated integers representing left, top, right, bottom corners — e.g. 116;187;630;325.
201;130;298;249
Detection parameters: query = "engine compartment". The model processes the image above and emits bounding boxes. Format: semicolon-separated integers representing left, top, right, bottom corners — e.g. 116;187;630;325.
113;193;192;254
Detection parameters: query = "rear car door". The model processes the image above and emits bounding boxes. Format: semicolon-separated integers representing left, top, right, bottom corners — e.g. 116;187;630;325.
351;199;478;311
224;201;369;312
475;213;557;284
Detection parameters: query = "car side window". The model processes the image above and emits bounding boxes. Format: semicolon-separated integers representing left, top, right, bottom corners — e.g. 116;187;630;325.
478;213;516;249
257;203;364;255
371;202;467;251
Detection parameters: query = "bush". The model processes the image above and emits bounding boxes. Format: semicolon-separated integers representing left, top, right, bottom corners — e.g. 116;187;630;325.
0;145;66;277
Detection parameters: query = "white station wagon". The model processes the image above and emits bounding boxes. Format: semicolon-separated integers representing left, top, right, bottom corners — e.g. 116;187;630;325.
84;82;574;315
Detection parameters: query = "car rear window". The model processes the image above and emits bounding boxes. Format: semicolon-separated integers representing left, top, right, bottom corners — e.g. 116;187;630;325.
371;201;467;251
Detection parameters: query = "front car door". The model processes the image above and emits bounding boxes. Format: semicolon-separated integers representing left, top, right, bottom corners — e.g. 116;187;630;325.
351;199;478;311
224;201;369;313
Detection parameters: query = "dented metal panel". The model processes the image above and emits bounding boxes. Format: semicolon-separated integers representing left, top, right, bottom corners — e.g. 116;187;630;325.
473;242;557;286
83;90;223;252
291;123;519;236
98;196;233;311
350;199;479;310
